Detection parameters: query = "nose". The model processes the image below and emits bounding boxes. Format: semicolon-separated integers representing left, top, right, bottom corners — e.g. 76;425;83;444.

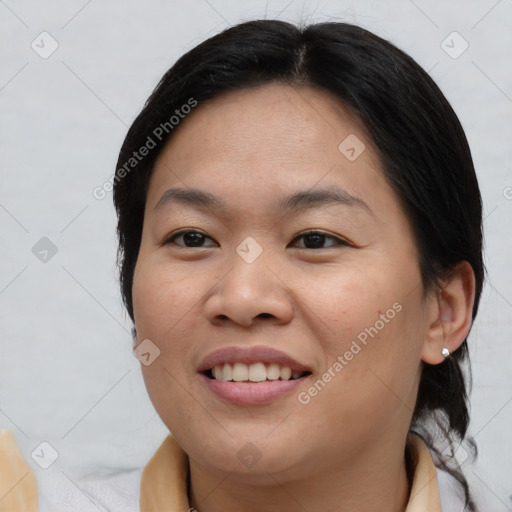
203;250;294;328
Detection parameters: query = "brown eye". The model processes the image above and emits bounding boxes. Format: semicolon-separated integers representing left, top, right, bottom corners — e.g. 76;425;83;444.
291;230;349;249
163;230;216;248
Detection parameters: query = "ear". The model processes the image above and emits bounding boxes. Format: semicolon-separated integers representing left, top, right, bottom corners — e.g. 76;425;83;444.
421;261;476;365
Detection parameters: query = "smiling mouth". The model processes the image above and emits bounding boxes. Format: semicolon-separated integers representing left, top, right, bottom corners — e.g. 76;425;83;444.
204;362;312;382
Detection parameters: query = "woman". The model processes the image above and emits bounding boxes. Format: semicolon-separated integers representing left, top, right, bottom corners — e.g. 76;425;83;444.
113;19;484;511
0;19;491;512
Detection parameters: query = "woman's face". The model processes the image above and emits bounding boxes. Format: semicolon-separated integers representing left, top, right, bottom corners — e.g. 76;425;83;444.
132;83;431;478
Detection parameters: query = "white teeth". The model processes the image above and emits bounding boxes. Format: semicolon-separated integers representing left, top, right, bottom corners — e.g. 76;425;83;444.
267;364;281;380
280;366;292;380
232;362;248;382
213;366;223;380
221;363;232;381
248;362;267;382
210;362;306;382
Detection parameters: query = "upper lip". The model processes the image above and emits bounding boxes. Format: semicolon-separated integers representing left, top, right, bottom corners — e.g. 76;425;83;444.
197;345;312;373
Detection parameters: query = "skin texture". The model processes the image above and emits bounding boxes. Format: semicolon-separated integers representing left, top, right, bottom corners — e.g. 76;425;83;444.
132;83;475;512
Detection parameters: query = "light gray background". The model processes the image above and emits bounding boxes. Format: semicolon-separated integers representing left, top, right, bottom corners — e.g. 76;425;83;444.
1;0;511;507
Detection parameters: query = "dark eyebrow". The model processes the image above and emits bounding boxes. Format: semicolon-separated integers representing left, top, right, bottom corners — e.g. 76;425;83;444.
154;186;373;216
277;187;373;216
154;187;224;211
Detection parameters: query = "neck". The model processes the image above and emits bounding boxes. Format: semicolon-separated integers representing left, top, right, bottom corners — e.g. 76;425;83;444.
188;435;412;512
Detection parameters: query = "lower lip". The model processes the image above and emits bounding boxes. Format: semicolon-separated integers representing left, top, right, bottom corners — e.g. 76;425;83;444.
200;373;307;405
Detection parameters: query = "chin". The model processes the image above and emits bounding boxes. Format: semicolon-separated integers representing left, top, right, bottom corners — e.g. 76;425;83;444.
194;433;309;478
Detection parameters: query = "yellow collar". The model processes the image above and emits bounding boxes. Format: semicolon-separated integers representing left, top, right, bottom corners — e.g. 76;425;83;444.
0;430;38;512
140;432;442;511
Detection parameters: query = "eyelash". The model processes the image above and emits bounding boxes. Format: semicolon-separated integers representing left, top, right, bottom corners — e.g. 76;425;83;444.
162;229;351;250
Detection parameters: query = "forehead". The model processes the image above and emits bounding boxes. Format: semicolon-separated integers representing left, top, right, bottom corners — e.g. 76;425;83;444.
156;83;373;167
146;83;397;222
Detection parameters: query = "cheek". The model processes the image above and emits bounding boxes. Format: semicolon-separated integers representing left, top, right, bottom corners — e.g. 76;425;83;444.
132;258;201;432
307;264;425;402
328;298;424;408
302;265;399;350
132;257;197;341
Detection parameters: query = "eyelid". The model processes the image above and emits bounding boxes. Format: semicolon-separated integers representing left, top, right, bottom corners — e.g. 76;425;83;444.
290;229;352;248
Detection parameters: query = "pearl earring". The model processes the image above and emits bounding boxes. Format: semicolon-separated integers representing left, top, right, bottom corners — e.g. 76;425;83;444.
441;347;450;358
